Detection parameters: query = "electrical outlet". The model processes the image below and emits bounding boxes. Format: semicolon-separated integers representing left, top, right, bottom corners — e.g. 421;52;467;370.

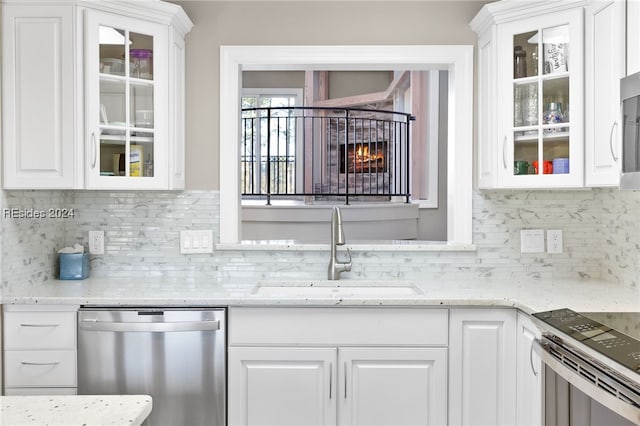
88;230;105;255
520;229;545;253
547;229;563;254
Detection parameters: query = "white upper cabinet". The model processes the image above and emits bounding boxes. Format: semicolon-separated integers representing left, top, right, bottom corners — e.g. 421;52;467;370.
2;4;79;189
2;0;192;190
471;1;586;189
584;0;625;186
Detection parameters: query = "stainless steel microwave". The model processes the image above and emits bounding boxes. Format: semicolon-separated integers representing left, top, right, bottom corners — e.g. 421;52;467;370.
620;71;640;189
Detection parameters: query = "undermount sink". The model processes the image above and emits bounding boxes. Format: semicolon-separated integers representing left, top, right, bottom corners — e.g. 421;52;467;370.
252;281;421;298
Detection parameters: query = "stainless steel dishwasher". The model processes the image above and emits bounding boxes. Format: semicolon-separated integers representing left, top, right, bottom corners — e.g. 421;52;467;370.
77;307;226;426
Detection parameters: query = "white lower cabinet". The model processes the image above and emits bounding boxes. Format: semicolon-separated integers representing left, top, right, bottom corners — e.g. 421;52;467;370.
228;307;448;426
229;346;447;426
2;305;79;395
516;312;543;426
448;308;517;426
228;347;336;426
339;347;447;426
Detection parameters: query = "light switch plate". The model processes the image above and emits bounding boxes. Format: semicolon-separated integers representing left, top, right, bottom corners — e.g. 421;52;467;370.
180;230;213;254
520;229;545;253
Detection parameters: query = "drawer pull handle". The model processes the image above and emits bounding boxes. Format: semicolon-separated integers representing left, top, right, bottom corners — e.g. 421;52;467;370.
20;323;60;328
20;361;60;366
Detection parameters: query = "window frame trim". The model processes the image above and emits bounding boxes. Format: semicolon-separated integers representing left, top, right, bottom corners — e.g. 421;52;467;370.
220;45;473;246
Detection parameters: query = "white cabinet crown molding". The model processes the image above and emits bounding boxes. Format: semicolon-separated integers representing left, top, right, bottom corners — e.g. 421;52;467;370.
470;0;588;34
2;0;193;35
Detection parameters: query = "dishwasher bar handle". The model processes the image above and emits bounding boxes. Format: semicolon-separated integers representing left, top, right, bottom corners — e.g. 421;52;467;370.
79;319;220;333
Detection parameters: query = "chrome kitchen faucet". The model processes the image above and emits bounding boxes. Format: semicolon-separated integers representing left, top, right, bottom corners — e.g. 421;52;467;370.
328;206;352;280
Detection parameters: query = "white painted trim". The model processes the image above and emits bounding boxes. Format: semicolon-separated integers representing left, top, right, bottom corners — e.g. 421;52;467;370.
220;45;474;245
418;70;440;209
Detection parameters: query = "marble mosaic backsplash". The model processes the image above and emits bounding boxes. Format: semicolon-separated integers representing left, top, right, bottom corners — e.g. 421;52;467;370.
1;188;638;289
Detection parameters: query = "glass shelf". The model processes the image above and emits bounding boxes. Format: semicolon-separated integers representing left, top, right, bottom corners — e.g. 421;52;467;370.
99;135;154;144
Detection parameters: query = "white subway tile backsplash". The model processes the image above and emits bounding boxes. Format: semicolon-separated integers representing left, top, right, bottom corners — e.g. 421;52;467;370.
1;188;638;289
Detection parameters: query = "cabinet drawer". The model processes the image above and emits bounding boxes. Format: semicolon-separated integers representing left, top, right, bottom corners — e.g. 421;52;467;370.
4;311;76;350
230;307;448;346
4;350;77;387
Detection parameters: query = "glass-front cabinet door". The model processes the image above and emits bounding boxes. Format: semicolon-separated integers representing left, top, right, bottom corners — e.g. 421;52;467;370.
497;9;583;188
85;10;168;189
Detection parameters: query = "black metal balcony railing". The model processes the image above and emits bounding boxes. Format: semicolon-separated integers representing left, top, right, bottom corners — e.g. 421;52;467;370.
241;106;414;205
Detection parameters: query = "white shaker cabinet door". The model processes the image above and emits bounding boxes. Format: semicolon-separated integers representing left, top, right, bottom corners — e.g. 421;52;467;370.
338;347;447;426
585;0;626;186
2;4;79;189
228;347;337;426
516;312;543;426
449;308;517;426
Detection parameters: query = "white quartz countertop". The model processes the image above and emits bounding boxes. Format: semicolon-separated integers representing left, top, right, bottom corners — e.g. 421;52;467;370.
0;395;152;426
2;277;639;314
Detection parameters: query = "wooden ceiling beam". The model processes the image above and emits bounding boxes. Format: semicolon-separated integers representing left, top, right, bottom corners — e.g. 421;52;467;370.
311;70;410;108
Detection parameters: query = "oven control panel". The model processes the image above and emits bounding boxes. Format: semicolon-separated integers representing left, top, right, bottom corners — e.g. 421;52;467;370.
534;308;640;374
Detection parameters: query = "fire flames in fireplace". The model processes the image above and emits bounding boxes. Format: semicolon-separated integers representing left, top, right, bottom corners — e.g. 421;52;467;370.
340;142;388;173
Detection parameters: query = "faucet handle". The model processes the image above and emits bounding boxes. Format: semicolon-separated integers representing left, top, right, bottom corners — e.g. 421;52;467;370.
344;248;352;272
343;247;352;266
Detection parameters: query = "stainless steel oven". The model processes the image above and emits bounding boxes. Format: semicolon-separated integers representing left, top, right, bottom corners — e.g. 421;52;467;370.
621;71;640;189
533;309;640;425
